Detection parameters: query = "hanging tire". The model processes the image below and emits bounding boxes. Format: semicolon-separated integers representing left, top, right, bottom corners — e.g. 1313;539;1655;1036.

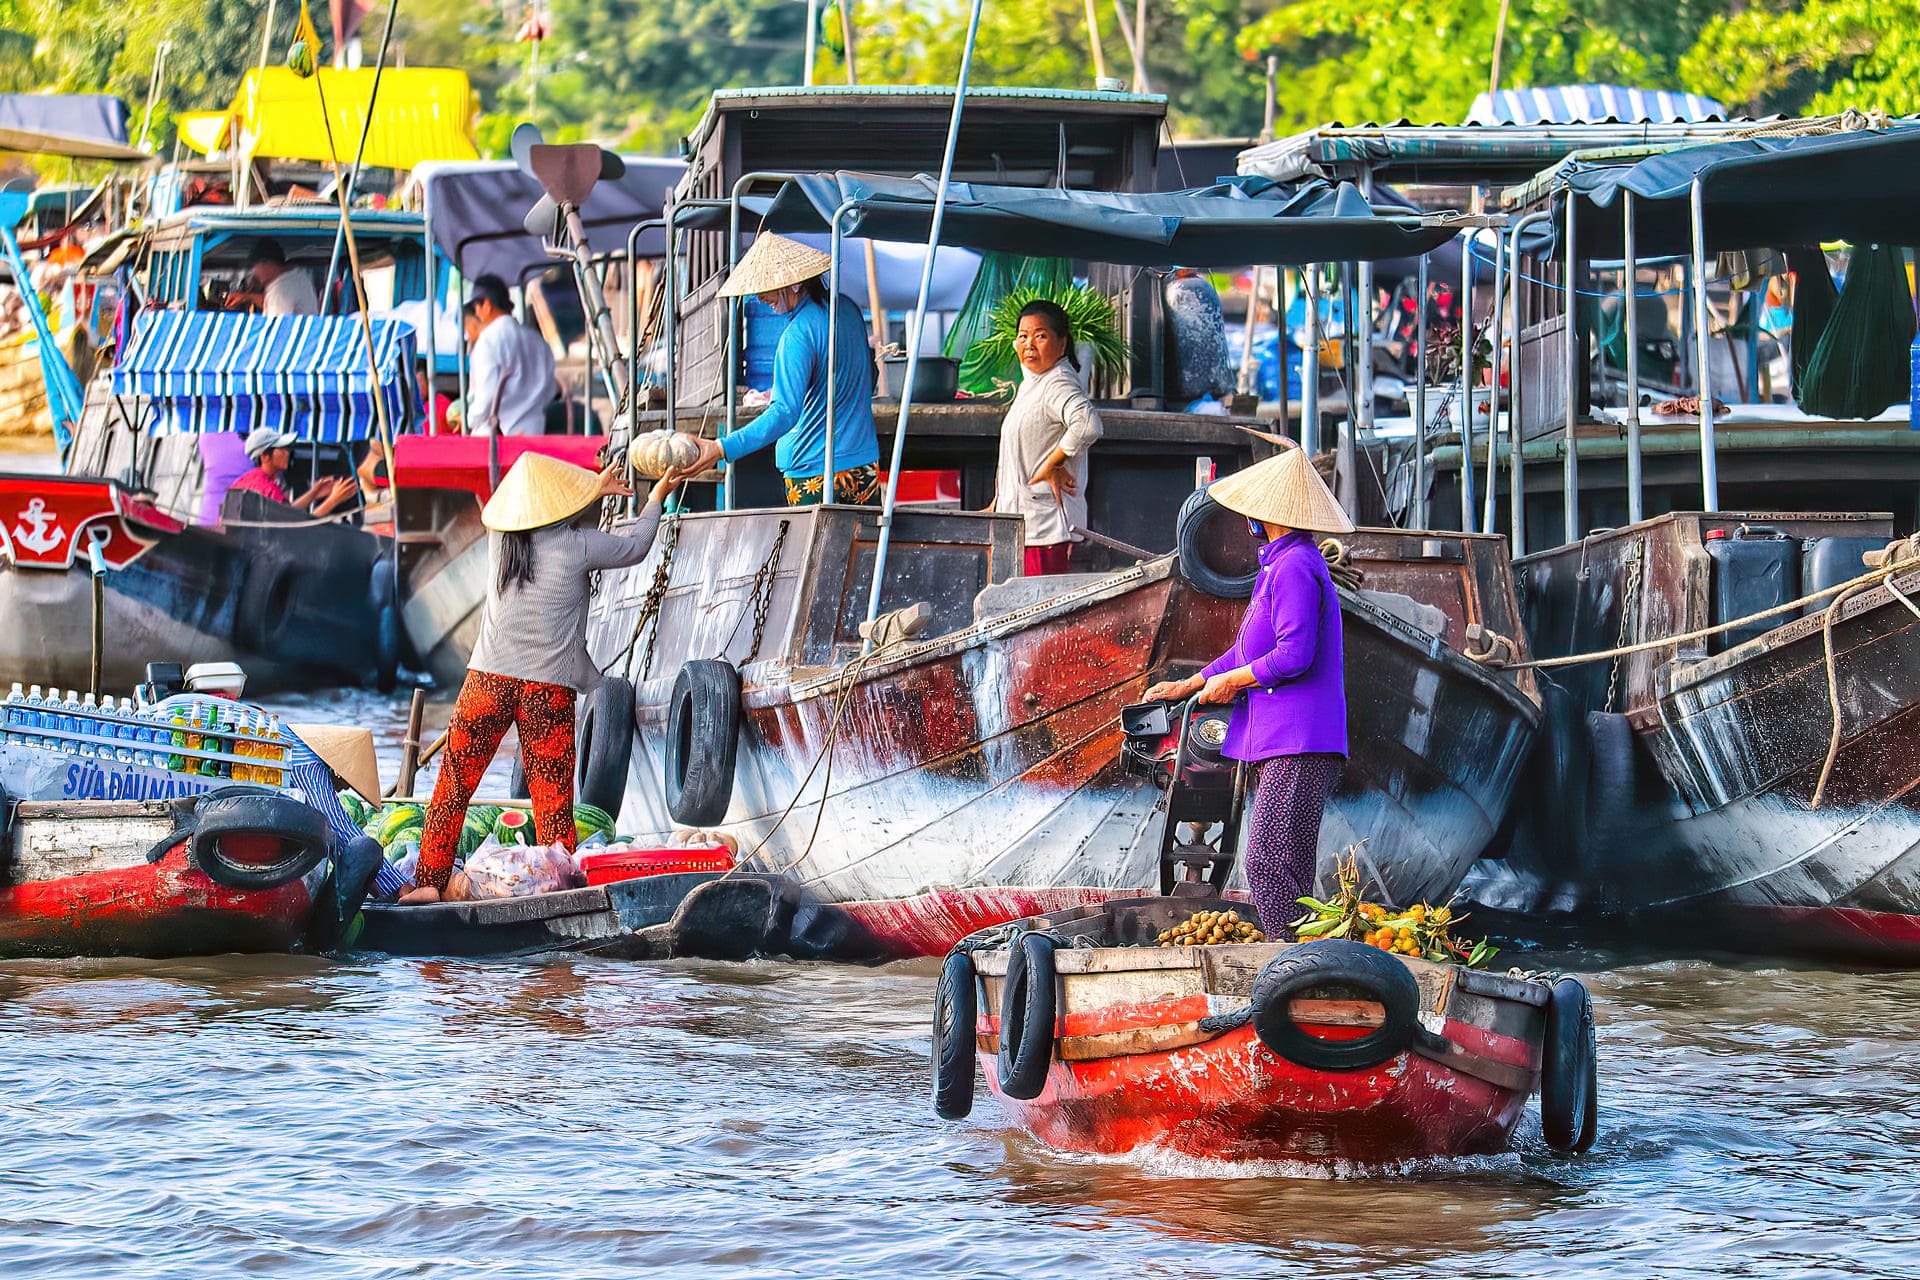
368;557;402;695
574;676;635;820
186;787;332;892
234;560;296;654
1249;938;1421;1072
995;931;1058;1100
1541;976;1599;1153
931;950;980;1119
1174;487;1262;599
666;659;741;827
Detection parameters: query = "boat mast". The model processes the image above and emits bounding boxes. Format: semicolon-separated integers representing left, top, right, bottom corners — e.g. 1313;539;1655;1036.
862;0;987;645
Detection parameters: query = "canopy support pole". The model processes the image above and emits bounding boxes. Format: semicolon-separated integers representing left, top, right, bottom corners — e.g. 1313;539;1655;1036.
1623;190;1643;524
1355;255;1374;523
1691;177;1719;512
1508;211;1550;558
825;200;860;497
1301;268;1320;455
1458;235;1476;533
1273;267;1289;437
1413;253;1428;529
864;1;985;644
1562;193;1580;544
1483;226;1503;535
804;0;819;85
663;200;678;443
420;214;436;403
1339;261;1359;518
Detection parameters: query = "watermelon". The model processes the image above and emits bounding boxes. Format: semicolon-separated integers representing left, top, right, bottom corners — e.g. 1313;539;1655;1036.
340;792;374;827
374;803;425;846
493;808;533;844
457;805;502;858
573;802;616;845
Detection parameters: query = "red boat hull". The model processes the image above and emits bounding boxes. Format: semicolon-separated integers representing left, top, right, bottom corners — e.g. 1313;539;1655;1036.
980;1015;1530;1166
840;886;1161;958
0;843;317;958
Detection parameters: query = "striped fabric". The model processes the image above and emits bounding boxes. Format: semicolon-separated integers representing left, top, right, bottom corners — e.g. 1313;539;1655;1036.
1468;86;1727;127
113;311;419;441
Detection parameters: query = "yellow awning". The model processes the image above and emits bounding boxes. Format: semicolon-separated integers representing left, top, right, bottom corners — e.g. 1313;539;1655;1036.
174;111;232;156
231;67;478;170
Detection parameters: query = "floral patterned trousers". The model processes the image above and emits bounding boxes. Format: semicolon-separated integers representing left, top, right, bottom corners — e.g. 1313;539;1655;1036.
784;462;882;506
415;670;578;893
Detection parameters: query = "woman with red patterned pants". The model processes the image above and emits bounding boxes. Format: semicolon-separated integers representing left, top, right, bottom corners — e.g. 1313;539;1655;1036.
399;452;684;903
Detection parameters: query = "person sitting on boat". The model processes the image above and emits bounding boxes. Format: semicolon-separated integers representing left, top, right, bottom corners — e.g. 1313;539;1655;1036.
228;427;360;517
677;234;881;506
398;453;687;904
990;299;1103;577
225;239;319;317
455;274;556;437
1142;447;1352;938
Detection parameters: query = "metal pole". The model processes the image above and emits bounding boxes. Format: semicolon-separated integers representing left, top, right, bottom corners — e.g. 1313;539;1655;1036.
88;534;106;701
864;6;985;640
725;171;802;508
1458;234;1476;532
1691;177;1719;512
805;0;819;85
1274;268;1289;434
420;212;437;409
1562;193;1580;545
1355;253;1375;523
1623;190;1643;523
323;0;401;309
663;201;678;457
1301;267;1320;454
1413;254;1428;528
825;200;859;498
1339;262;1359;518
1509;212;1551;558
1237;265;1261;395
1483;225;1503;535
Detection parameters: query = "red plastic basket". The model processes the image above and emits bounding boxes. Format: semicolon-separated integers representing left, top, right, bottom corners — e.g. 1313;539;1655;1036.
578;846;735;886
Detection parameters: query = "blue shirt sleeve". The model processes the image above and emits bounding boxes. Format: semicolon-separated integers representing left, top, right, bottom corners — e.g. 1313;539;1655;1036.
286;738;365;848
721;306;813;463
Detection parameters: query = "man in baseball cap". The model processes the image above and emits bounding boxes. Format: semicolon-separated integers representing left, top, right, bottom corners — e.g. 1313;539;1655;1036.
226;426;358;515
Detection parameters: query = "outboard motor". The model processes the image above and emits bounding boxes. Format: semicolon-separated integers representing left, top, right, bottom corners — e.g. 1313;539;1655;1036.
1120;698;1248;893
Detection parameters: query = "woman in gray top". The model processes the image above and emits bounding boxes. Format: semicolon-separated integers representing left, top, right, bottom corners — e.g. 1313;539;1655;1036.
401;452;684;903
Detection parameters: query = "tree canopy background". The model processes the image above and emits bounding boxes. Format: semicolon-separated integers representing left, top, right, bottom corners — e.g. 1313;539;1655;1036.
2;0;1914;158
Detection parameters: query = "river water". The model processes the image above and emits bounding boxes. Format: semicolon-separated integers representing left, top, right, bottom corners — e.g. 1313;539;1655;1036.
3;690;1916;1277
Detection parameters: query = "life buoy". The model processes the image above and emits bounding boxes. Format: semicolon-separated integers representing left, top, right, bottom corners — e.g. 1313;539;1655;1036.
995;931;1058;1100
1174;488;1261;599
574;676;635;819
1541;976;1599;1153
931;950;980;1119
666;659;741;827
186;786;332;892
368;557;402;695
1249;938;1421;1072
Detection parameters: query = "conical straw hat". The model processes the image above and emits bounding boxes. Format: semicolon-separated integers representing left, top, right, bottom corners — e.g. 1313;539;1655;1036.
481;452;602;532
1206;446;1355;534
288;723;382;803
717;233;832;298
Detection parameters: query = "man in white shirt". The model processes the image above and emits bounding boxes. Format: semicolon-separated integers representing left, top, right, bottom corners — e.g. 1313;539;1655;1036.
459;275;556;436
231;239;320;316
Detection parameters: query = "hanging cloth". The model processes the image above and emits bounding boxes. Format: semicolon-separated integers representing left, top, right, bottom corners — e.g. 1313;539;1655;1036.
1785;246;1838;392
1797;243;1915;419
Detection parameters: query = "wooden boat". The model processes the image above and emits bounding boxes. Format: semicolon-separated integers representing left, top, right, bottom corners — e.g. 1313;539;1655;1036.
1477;511;1920;962
582;506;1538;959
933;894;1597;1164
0;793;375;958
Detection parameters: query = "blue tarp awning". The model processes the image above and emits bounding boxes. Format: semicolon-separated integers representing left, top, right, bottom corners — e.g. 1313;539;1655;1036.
1468;86;1727;127
113;312;418;441
740;172;1453;267
1557;128;1920;257
0;93;129;144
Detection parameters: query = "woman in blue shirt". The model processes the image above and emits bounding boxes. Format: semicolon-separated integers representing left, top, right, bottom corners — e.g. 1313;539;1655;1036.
681;234;882;505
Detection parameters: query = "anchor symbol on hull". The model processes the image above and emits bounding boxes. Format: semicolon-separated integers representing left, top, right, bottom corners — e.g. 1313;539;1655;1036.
12;498;67;556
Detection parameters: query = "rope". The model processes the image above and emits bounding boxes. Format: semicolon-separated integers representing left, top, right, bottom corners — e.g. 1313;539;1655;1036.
1514;546;1920;670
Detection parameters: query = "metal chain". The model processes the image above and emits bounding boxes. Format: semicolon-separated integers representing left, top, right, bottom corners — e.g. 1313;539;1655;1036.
745;519;790;664
1605;543;1644;713
599;513;679;679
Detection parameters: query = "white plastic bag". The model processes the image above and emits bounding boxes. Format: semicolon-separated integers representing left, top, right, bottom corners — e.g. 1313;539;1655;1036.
451;837;582;900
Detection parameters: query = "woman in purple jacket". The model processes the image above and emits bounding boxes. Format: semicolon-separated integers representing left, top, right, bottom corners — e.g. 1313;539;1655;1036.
1145;447;1354;936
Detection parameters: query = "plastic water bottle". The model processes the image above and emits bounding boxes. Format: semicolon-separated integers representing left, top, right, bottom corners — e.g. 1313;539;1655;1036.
24;685;45;745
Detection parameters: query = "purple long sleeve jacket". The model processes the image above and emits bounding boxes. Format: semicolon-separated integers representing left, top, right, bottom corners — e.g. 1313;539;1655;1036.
1200;531;1347;761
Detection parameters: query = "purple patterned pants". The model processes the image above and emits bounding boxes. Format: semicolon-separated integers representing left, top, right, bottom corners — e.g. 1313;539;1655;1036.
1244;753;1345;937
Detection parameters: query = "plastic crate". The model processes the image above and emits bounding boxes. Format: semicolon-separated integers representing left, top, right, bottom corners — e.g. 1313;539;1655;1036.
577;846;735;886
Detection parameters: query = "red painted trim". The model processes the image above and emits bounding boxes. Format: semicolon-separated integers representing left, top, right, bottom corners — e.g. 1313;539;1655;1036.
0;475;158;569
1737;903;1920;962
840;885;1174;957
392;435;609;501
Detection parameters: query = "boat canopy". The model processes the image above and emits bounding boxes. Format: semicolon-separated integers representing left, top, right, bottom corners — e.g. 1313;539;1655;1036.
185;68;479;170
0;94;130;145
743;172;1454;267
1467;86;1728;127
1530;127;1920;257
413;156;685;284
113;312;418;442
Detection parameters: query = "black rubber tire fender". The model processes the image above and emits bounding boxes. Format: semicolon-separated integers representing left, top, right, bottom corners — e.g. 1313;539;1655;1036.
1249;938;1422;1072
666;659;742;828
368;557;403;695
931;950;980;1119
995;932;1059;1100
234;559;296;654
1541;976;1599;1153
574;676;636;820
186;786;331;892
1174;487;1261;600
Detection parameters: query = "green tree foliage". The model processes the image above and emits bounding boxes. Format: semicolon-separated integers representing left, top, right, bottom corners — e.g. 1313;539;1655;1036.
1679;0;1920;116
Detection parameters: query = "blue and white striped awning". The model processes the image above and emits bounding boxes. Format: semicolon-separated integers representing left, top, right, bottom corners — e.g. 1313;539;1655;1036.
1468;86;1728;127
113;311;419;440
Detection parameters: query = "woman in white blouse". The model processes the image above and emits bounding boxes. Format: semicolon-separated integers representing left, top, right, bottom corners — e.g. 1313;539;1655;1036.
992;300;1105;576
